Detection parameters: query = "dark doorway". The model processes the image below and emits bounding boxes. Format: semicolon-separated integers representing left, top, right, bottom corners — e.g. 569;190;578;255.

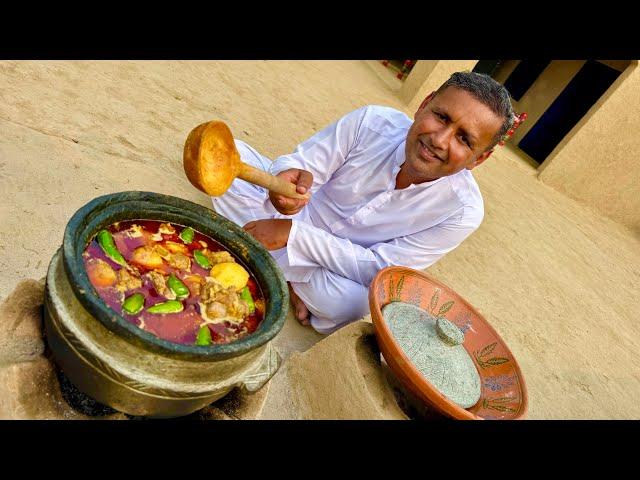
518;60;623;164
504;60;551;101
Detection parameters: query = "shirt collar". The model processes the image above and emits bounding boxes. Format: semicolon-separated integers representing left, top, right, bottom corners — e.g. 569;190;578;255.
393;139;407;174
389;139;407;189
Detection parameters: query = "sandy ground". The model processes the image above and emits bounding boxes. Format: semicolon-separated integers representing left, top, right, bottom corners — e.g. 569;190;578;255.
1;60;639;419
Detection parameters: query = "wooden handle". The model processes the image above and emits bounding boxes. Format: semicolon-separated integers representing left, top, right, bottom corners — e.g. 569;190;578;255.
238;163;311;200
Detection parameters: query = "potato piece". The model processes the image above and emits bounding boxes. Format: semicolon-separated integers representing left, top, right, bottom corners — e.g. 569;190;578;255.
209;262;249;291
131;246;164;269
87;259;117;287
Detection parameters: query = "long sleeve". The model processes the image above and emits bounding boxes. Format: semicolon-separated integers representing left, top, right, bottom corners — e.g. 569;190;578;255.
268;106;369;192
286;214;480;287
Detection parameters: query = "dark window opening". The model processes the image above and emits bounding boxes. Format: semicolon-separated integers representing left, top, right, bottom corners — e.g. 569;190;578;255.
473;60;503;76
504;60;551;101
518;60;623;164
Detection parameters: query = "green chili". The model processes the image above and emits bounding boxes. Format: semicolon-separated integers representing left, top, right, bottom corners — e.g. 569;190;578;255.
240;286;255;314
179;227;195;244
167;274;190;299
97;229;126;266
195;325;212;346
193;250;211;269
122;293;145;315
146;300;184;314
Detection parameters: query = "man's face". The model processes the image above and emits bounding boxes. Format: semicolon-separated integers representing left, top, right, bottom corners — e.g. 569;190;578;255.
403;86;504;183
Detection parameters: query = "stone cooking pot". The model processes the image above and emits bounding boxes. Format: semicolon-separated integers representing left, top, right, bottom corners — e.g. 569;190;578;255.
43;191;288;418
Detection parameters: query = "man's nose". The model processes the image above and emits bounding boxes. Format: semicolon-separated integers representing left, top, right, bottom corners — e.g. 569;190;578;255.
431;127;451;151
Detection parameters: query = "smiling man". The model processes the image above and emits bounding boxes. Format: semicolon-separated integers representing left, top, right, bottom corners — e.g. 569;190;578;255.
211;71;514;334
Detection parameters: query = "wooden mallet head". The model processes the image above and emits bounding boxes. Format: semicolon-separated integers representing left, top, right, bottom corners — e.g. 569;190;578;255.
183;120;310;200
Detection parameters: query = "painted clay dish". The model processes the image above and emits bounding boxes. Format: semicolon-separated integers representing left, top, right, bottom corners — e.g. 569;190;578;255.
369;266;528;420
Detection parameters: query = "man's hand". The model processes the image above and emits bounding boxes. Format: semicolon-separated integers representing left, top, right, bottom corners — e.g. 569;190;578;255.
244;219;292;251
269;168;313;215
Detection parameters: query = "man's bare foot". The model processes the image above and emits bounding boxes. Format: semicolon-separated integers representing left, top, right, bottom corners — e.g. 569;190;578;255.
288;283;310;326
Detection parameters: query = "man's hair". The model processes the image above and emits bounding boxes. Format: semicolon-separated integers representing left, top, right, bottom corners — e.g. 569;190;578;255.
435;71;515;151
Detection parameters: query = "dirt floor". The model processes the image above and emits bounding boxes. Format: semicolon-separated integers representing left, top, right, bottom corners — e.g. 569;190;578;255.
1;60;639;419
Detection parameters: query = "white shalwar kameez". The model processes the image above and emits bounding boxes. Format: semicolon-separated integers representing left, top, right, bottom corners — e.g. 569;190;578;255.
212;106;484;334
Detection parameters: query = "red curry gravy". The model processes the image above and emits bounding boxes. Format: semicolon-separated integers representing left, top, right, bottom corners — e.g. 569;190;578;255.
82;220;264;345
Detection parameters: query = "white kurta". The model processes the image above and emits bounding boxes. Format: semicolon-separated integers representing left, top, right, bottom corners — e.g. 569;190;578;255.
212;105;484;334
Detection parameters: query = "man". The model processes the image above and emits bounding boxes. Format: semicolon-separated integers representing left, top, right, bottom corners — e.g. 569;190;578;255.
211;71;514;334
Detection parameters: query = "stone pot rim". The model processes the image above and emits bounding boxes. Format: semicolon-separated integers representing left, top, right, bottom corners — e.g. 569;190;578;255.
62;190;288;361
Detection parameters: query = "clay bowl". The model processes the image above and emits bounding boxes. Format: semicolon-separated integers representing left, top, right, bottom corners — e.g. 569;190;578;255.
43;191;288;418
369;266;528;420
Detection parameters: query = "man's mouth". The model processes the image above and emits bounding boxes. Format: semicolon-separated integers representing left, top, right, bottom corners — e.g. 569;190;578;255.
418;139;443;163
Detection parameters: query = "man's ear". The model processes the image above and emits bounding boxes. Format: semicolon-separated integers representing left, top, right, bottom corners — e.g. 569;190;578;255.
415;91;436;118
467;149;493;170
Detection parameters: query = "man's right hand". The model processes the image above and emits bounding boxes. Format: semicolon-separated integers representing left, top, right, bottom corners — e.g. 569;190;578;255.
269;168;313;215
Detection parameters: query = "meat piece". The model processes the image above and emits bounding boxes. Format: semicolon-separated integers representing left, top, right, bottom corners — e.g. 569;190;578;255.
167;253;191;271
146;271;176;300
152;243;190;271
158;223;176;235
227;294;249;319
126;224;144;238
203;250;235;265
183;275;204;296
115;267;142;292
199;277;248;324
205;301;227;319
200;277;225;303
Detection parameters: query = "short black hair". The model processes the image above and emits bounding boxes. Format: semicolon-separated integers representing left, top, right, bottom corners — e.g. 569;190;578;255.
436;71;515;151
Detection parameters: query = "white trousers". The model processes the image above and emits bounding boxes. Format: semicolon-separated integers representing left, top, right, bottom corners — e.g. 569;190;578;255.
211;140;370;335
